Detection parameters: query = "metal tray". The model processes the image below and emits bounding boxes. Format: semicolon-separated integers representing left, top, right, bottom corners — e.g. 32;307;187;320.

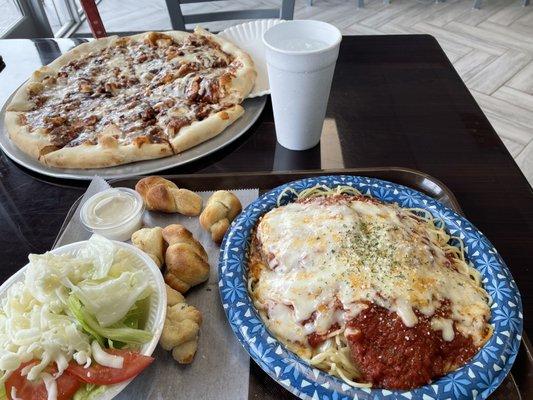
55;167;529;400
0;94;266;181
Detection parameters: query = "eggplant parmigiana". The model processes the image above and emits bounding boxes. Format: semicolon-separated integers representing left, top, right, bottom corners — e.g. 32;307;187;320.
248;185;492;390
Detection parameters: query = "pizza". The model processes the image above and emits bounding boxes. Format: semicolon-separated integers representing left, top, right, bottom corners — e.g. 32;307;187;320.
4;28;256;169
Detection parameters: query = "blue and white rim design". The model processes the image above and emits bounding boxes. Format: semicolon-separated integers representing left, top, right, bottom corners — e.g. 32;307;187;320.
218;175;523;400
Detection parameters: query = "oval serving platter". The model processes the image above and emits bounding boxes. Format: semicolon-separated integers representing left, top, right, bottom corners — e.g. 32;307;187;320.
218;175;523;400
0;240;167;400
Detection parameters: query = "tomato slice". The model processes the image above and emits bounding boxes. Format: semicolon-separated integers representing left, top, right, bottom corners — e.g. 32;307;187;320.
66;349;154;385
5;361;81;400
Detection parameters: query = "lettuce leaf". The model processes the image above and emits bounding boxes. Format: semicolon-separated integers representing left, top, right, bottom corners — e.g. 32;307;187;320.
25;253;93;304
67;295;152;347
68;268;150;327
79;235;116;279
73;384;107;400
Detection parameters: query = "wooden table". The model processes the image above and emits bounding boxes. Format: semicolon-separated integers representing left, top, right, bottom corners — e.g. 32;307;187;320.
0;35;531;398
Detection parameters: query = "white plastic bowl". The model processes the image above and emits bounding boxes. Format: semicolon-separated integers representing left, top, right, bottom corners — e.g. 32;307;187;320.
0;240;167;400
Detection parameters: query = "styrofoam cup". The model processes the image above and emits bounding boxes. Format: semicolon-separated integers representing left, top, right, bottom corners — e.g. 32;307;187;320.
263;20;342;151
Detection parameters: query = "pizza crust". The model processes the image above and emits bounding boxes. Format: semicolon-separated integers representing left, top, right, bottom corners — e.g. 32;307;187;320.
41;138;173;169
6;82;36;112
5;111;55;158
194;27;256;101
47;36;118;71
132;31;189;44
170;104;244;153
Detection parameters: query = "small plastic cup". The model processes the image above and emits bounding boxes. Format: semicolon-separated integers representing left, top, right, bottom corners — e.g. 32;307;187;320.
80;188;144;241
263;20;342;151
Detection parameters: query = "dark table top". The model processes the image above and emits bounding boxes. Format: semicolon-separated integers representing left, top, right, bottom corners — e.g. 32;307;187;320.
0;35;531;397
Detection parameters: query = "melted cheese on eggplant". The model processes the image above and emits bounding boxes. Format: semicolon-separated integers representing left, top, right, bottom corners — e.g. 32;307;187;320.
251;197;490;349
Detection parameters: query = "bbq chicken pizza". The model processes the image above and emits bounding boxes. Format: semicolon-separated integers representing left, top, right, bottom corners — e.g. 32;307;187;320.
4;28;255;169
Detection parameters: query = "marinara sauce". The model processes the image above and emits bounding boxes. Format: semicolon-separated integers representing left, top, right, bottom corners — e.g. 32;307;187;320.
345;303;480;389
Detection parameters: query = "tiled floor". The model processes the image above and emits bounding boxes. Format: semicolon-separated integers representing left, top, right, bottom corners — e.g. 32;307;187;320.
74;0;533;185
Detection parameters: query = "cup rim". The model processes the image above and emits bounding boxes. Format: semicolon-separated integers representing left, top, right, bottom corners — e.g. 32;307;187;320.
262;19;342;56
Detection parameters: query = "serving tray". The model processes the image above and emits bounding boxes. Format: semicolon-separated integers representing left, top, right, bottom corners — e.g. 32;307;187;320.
55;167;530;400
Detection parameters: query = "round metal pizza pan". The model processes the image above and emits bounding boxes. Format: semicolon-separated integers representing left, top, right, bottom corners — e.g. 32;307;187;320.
0;95;266;180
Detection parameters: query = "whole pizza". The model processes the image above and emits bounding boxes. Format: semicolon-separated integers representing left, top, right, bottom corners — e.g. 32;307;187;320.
4;28;256;169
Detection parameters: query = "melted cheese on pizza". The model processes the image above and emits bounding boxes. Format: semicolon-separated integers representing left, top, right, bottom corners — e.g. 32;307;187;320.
249;196;491;352
20;32;242;148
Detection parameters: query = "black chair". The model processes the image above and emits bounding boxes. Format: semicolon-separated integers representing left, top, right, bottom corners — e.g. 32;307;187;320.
165;0;295;30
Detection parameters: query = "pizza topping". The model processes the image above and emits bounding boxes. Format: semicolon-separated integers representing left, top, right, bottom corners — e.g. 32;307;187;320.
44;115;66;126
64;99;81;111
84;115;99;125
66;58;88;71
42;76;57;86
194;105;211;120
79;81;93;93
184;34;209;48
158;98;176;110
140;71;155;83
165;46;184;60
186;76;201;101
34;96;48;107
104;82;119;95
137;53;149;63
166;117;190;136
27;82;44;95
53;125;84;147
177;62;198;77
115;37;130;47
198;77;220;103
159;72;177;85
145;32;173;47
18;30;245;150
147;126;166;142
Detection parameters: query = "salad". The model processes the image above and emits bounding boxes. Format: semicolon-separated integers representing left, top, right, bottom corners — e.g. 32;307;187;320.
0;235;155;400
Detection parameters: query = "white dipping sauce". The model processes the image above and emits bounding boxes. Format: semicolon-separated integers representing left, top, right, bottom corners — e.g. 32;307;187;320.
88;192;137;227
81;188;144;241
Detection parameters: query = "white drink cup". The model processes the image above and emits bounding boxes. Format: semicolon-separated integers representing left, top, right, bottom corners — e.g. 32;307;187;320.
263;20;342;151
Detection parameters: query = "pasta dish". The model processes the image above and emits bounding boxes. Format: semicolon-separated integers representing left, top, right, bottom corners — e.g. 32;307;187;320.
247;185;492;390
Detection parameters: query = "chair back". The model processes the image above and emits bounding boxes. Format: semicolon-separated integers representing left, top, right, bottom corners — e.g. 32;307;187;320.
80;0;107;38
166;0;295;30
79;0;295;38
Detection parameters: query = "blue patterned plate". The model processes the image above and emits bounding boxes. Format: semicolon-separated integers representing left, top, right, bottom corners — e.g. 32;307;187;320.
218;176;523;400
